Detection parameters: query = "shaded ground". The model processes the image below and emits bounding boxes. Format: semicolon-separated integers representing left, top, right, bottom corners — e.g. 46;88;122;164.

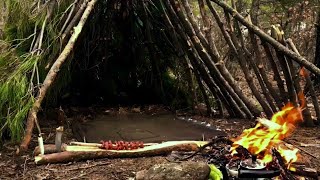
0;106;320;179
73;113;225;143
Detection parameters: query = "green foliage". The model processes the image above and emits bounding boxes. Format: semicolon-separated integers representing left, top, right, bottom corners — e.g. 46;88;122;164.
208;164;223;180
0;0;75;142
0;52;36;141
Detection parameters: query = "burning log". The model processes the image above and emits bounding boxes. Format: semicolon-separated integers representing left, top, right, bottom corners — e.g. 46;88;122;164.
34;141;208;164
256;118;282;130
234;145;252;159
272;148;297;180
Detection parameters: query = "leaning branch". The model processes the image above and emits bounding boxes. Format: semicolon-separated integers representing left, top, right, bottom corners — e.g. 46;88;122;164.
20;0;98;150
210;0;320;76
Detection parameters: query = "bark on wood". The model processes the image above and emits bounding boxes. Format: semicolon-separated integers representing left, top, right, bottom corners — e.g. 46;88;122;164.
272;148;297;180
165;0;244;117
275;35;313;126
261;42;286;105
287;39;318;124
190;50;239;117
248;0;282;110
161;2;225;116
198;0;219;57
248;31;280;112
160;0;233;117
276;51;297;104
270;27;298;107
61;0;88;44
179;0;259;118
289;164;319;179
207;2;270;117
224;11;274;117
252;38;279;111
34;144;68;156
194;68;213;116
315;11;320;84
250;0;260;25
20;0;98;150
170;0;255;118
34;141;208;164
210;0;320;76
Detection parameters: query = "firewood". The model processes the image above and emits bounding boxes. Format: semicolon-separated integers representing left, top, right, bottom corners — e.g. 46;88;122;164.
34;141;208;164
272;148;297;180
289;164;318;179
257;118;282;130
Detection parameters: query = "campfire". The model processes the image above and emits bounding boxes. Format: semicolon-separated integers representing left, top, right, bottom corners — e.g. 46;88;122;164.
223;92;318;179
231;93;304;165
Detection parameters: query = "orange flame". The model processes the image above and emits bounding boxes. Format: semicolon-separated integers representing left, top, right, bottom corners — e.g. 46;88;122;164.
231;94;306;165
299;67;309;78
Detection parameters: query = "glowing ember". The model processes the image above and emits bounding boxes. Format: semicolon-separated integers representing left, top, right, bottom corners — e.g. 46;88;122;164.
231;93;306;165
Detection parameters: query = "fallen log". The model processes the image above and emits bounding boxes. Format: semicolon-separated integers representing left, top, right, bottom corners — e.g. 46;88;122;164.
34;141;208;164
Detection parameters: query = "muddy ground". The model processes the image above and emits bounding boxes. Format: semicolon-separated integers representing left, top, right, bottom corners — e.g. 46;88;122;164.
0;106;320;179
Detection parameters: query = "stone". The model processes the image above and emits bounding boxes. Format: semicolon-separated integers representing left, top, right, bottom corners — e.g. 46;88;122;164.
135;161;210;180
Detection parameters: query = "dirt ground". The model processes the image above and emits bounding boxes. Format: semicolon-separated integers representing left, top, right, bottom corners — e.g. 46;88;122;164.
0;107;319;180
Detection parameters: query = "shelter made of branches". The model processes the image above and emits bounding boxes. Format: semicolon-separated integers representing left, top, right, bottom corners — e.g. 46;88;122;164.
0;0;319;150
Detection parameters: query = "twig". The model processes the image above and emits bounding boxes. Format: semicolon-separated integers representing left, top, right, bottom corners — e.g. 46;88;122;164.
178;136;230;161
20;0;98;150
296;146;318;159
284;141;318;159
22;156;30;179
59;0;78;35
65;162;110;171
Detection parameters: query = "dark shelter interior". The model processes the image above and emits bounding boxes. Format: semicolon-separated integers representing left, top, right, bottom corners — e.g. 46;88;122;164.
55;0;192;108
